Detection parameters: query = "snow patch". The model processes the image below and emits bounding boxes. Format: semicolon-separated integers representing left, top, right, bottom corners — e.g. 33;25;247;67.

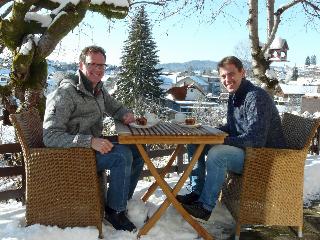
25;13;52;27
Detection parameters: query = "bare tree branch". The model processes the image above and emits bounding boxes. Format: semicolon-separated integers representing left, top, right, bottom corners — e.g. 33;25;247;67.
267;0;274;36
262;0;302;53
248;0;259;54
303;1;320;17
130;0;167;7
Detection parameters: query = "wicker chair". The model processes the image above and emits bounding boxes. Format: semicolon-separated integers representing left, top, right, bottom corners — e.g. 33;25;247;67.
221;112;320;240
9;108;103;238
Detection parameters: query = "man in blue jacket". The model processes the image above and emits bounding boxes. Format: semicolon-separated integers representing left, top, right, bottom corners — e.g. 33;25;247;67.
177;56;287;220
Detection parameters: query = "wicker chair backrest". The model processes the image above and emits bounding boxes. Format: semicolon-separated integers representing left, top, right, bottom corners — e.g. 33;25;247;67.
9;108;44;152
281;112;320;150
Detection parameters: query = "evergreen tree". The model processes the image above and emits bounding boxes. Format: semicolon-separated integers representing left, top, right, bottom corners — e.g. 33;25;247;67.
115;7;164;108
291;66;299;81
305;56;311;66
311;55;317;65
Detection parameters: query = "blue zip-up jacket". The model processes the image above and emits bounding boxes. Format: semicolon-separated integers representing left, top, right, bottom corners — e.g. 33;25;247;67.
218;79;287;149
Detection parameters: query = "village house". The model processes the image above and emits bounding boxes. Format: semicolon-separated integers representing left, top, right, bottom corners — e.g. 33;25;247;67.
301;86;320;114
275;83;318;105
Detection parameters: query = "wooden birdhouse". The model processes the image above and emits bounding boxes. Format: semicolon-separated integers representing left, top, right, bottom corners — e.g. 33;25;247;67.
268;37;289;62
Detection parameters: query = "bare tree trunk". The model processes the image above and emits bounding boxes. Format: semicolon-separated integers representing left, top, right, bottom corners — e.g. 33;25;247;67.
248;0;306;92
248;0;271;88
267;0;275;36
0;0;129;120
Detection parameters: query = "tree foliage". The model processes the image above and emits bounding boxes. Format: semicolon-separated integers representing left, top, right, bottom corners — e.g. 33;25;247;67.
311;54;317;65
305;56;311;66
291;66;299;81
115;6;164;109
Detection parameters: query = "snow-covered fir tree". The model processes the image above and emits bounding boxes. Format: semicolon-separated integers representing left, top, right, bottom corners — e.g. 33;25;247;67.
115;7;164;109
311;55;317;65
305;56;311;66
291;66;299;81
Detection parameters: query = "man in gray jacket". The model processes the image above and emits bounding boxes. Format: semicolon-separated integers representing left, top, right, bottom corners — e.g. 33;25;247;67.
43;46;144;232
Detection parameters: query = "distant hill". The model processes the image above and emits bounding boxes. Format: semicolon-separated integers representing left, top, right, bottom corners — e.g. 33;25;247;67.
158;60;217;72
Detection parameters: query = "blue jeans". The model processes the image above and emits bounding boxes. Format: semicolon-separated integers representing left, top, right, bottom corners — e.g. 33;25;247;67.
96;144;144;212
188;144;245;211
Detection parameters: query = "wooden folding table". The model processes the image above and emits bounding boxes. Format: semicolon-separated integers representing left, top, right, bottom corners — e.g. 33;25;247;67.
115;121;227;240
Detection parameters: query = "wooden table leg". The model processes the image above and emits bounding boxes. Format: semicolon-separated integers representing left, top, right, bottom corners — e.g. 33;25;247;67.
136;144;213;240
142;144;183;202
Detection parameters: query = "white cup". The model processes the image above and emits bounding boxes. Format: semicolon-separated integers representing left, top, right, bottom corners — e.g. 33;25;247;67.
145;112;157;123
175;113;186;123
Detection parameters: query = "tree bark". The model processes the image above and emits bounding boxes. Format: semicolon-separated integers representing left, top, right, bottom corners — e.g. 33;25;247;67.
248;0;271;88
248;0;306;91
0;0;128;119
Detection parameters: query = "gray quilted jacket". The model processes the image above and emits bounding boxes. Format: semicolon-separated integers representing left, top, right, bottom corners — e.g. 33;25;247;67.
43;71;129;148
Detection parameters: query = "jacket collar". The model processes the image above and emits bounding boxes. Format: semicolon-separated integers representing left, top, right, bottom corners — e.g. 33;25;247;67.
77;70;103;96
232;78;249;104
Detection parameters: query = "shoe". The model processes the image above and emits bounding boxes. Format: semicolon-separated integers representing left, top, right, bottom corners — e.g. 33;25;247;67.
176;192;200;205
182;201;212;221
105;206;137;232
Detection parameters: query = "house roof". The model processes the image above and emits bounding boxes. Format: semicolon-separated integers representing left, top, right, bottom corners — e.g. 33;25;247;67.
176;76;209;86
279;84;318;95
270;37;289;50
160;75;175;85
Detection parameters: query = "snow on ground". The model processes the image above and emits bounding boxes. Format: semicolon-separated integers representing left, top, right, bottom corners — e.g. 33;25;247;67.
303;154;320;206
0;174;235;240
1;121;320;239
1;155;320;240
0;124;15;144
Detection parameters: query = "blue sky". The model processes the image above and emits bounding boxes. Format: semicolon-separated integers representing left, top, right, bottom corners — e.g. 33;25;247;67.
50;1;320;67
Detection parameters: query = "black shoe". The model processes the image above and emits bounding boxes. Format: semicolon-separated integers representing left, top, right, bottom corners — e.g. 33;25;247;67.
182;201;212;221
176;192;200;205
105;206;137;232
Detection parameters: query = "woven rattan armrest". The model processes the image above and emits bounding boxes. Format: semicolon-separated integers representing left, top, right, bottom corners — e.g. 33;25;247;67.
26;147;98;182
238;146;307;223
243;147;307;187
24;146;102;237
29;147;95;159
245;147;307;164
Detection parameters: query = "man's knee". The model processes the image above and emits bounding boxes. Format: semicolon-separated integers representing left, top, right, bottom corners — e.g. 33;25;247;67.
113;145;133;166
206;145;228;168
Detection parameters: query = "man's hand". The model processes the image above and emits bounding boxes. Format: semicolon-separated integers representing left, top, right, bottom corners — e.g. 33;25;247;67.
91;137;113;154
122;112;135;124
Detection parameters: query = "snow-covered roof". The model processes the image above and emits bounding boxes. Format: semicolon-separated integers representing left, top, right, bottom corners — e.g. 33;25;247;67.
172;99;217;105
177;76;208;86
270;37;289;50
279;84;318;95
160;75;175;85
189;76;208;85
304;93;320;98
294;77;320;86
